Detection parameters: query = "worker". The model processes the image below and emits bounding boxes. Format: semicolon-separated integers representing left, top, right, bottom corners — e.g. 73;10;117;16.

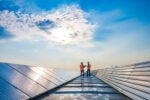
80;62;84;76
87;61;91;76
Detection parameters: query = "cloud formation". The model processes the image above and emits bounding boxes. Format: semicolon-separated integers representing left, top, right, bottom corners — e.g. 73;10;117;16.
0;4;95;45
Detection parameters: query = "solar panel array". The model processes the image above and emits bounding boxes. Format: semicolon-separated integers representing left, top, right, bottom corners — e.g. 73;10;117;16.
93;61;150;100
0;62;79;100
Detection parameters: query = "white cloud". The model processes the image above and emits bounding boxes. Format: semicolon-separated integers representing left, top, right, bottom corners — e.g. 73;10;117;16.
0;4;96;46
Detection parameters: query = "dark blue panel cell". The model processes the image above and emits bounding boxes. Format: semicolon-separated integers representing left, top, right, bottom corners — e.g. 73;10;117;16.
0;78;29;100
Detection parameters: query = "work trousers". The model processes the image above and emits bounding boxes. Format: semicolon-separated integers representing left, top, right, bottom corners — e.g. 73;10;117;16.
87;69;91;76
80;70;84;76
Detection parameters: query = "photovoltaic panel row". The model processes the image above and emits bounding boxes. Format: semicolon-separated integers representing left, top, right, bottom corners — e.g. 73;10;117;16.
29;66;63;85
0;78;28;100
35;67;65;82
94;61;150;100
0;62;79;100
47;68;79;81
0;63;46;97
8;64;56;89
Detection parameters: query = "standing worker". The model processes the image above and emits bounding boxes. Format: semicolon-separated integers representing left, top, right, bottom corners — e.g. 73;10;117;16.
80;62;84;76
87;61;91;76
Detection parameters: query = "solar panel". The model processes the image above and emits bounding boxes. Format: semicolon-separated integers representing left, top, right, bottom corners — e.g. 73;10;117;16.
94;61;150;100
29;67;63;85
0;62;79;99
8;64;56;89
36;67;65;82
0;78;29;100
0;63;46;97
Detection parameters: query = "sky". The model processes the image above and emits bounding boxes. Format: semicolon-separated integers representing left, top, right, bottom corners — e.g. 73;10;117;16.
0;0;150;69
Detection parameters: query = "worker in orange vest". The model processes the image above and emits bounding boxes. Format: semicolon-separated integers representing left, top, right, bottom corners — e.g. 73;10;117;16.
80;62;84;76
87;61;91;76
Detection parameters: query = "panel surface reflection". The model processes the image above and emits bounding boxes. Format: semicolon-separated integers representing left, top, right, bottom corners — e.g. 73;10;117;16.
0;78;29;100
9;64;56;89
0;62;79;99
0;63;46;97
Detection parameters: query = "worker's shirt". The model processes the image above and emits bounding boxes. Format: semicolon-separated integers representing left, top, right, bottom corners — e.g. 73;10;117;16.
87;64;91;70
80;64;84;71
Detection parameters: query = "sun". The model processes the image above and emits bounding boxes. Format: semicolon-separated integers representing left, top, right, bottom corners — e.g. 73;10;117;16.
49;27;74;44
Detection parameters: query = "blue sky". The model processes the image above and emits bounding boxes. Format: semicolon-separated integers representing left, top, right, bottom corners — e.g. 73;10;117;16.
0;0;150;69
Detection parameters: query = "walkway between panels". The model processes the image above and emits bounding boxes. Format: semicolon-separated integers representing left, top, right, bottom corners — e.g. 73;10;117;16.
31;74;131;100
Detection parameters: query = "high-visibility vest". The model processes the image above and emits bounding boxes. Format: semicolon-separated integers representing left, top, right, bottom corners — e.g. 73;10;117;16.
80;64;84;71
87;64;91;70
